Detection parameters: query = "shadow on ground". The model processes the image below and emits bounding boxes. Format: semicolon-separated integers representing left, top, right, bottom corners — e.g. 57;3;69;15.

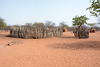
59;36;75;39
49;41;100;50
6;35;10;37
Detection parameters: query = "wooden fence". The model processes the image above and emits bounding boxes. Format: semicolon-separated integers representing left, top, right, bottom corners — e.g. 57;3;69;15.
10;26;63;39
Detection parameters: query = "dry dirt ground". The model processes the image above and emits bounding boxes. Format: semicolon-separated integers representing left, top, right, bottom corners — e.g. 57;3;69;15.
0;31;100;67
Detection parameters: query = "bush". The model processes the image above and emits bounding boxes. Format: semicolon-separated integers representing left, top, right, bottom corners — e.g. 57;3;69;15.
0;17;7;29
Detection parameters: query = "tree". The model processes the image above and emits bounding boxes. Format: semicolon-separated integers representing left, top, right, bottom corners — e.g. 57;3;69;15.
86;0;100;26
59;21;69;29
86;0;100;17
13;24;20;27
0;17;7;29
33;22;44;28
45;21;55;28
25;23;33;27
87;23;96;26
72;15;89;28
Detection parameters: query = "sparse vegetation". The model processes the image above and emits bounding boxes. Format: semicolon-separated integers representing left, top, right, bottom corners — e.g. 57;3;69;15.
33;22;44;28
45;21;55;28
0;17;7;29
72;15;89;29
86;0;100;25
0;1;100;67
86;0;100;17
59;21;69;29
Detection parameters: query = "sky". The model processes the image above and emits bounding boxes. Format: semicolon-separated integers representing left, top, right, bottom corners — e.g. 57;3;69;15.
0;0;97;26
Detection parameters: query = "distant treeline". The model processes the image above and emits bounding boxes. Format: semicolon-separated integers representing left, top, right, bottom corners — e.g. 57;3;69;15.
0;16;100;31
1;25;100;32
0;21;69;30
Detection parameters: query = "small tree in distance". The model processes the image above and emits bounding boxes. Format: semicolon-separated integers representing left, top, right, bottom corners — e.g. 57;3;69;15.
45;21;55;28
25;23;33;27
59;21;69;29
33;22;44;28
0;17;7;29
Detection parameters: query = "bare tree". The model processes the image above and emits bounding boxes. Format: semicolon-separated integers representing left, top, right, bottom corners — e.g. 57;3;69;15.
59;21;69;29
45;21;55;28
25;23;33;28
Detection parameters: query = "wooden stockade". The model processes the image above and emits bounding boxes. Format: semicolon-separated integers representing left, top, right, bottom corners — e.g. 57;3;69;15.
10;26;63;39
73;27;89;38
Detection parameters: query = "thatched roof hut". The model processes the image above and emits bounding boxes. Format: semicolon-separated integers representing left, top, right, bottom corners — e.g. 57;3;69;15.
90;27;96;33
63;27;67;32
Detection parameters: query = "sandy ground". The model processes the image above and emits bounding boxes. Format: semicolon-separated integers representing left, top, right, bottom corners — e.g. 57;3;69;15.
0;31;100;67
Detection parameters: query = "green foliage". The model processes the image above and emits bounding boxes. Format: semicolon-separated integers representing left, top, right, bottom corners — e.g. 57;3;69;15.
86;0;100;17
87;23;96;26
33;22;44;28
72;15;89;28
0;18;7;29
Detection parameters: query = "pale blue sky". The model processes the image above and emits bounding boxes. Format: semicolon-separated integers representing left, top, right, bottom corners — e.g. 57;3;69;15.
0;0;96;26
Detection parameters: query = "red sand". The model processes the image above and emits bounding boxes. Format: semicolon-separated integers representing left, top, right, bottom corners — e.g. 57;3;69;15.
0;31;100;67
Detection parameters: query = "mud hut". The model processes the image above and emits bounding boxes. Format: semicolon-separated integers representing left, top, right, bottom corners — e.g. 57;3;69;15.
90;27;96;33
63;27;67;32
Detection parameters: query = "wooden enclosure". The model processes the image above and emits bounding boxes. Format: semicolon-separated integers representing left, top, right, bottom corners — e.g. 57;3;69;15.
10;26;63;39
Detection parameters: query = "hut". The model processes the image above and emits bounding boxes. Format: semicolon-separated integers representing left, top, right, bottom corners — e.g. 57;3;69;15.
63;27;67;32
90;27;96;33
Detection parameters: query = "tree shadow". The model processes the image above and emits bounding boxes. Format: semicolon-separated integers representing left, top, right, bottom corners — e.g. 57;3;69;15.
49;41;100;50
59;36;75;39
5;35;24;39
6;35;10;37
